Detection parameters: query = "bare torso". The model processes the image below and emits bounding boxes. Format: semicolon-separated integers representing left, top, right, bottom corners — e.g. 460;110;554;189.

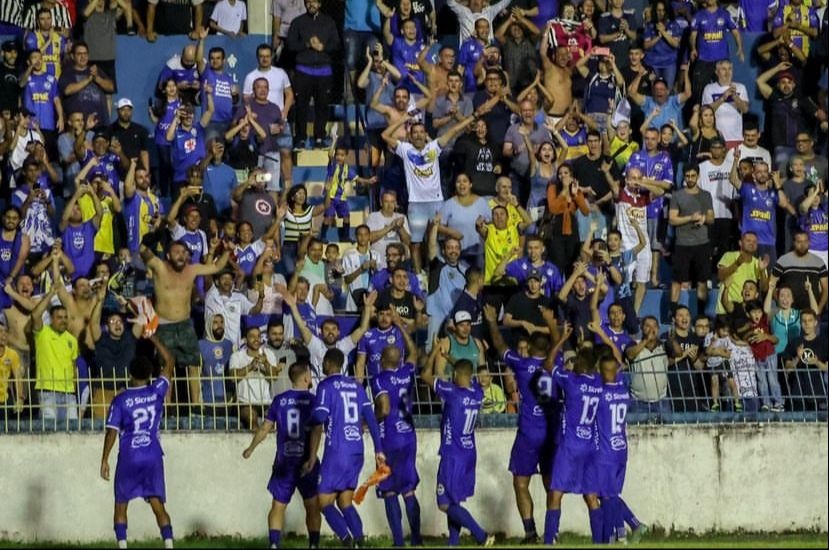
152;262;198;322
4;305;31;352
543;65;572;115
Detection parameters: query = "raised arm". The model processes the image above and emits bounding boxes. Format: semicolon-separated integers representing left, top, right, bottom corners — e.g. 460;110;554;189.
30;288;57;332
483;303;509;358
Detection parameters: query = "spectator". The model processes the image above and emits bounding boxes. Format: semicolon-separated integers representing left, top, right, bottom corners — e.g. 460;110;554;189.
425;221;468;344
341;226;380;312
688;104;724;163
557;261;594;336
146;0;205;43
494;8;540;97
279;184;327;276
716;232;767;317
541;164;589;273
487;177;533;238
503;268;554;338
435;310;486;379
166;98;214;195
386;18;427;96
294;238;334;316
625;316;671;415
577;51;625;136
597;0;637;70
629;71;692;135
445;0;512;44
20;49;63;151
378;267;426;334
264;321;297;395
437;174;491;269
473;69;515;148
798;182;828;268
193;35;238;143
12;156;57;259
478;204;520;285
24;4;72;40
782;309;827;411
742;299;781;413
59;42;114;133
206;270;265;349
668;164;714;314
82;0;131;98
271;0;308;64
110;98;150;171
770;230;828;315
477;364;506;414
122;160;162;255
771;0;820;58
572;130;620;234
210;0;247;36
794;132;827;186
23;11;69;78
354;301;407;383
231;169;279;241
286;0;340;150
451;117;503;198
457;18;489;94
689;0;744;98
726;119;771;167
241;45;294;190
701;60;750;149
366;190;411;268
504;99;553;202
643;0;682;88
177;166;219;233
199;313;234;412
200;139;237;216
696;138;735;263
0;322;24;421
495;235;563;299
0;41;19;116
0;207;30;310
60;182;102;279
230;326;282;429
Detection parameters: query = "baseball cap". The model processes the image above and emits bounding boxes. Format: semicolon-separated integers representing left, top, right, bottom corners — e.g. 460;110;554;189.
182;204;200;216
453;310;473;324
116;97;134;109
777;71;795;82
92;129;110;141
527;268;543;282
653;76;669;87
1;41;16;52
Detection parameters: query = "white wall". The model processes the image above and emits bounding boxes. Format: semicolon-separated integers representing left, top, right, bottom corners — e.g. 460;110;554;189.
2;424;827;543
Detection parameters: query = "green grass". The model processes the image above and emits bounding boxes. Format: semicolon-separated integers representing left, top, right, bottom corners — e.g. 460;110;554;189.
2;532;826;548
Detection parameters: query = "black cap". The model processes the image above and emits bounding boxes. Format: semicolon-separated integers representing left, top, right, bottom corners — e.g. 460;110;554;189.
92;129;110;142
1;40;17;52
653;76;669;87
527;268;543;282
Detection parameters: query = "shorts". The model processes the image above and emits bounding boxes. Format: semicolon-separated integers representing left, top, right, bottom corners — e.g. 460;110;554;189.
318;453;362;494
268;460;319;503
647;217;663;253
407;201;442;244
631;241;652;284
115;455;167;503
436;452;476;507
366;129;384;151
155;320;201;368
276;122;293;151
378;442;420;495
325;198;350;219
550;445;598;495
508;430;554;478
590;459;626;498
672;244;712;284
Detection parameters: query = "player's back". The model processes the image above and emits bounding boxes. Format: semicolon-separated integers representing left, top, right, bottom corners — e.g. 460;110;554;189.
268;388;315;466
315;373;370;457
552;367;602;452
372;362;416;450
597;372;630;463
435;379;484;457
504;351;551;438
106;377;169;462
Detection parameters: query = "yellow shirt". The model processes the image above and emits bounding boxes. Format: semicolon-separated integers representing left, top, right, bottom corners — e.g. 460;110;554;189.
0;347;22;403
609;135;639;169
484;223;520;284
716;251;761;315
34;325;79;393
488;199;523;231
481;382;506;414
80;195;116;255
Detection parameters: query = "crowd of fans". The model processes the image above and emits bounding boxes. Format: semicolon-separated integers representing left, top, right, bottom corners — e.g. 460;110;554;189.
0;0;827;428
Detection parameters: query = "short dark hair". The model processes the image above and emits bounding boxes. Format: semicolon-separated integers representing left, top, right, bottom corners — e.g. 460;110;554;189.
454;359;474;377
71;41;89;53
684;163;700;176
288;362;310;383
208;46;226;58
129;355;154;380
256;43;273;56
323;348;345;373
586;129;601;141
49;305;67;317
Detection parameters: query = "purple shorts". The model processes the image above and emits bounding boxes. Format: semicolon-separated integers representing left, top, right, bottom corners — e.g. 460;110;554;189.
591;459;626;498
114;455;166;503
550;445;598;495
325;198;350;219
436;452;476;507
268;460;319;503
508;431;554;478
318;453;362;495
377;443;420;496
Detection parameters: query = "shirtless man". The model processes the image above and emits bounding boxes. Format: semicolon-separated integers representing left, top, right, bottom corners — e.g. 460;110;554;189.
3;275;38;414
140;227;230;414
371;79;432;142
540;40;573;121
419;45;457;97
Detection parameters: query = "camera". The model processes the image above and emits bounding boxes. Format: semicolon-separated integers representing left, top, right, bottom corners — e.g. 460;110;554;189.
255;173;272;184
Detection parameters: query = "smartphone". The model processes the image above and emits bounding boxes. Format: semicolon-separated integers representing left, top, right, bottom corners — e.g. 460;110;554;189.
255;173;272;184
592;47;611;57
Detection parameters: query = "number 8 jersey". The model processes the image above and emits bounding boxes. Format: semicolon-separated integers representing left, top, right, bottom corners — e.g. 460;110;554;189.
106;377;169;461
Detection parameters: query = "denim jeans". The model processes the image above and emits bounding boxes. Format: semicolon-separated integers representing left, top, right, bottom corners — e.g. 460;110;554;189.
755;353;783;408
39;391;78;423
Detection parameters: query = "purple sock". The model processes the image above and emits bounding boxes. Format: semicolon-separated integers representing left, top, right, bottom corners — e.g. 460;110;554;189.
404;494;422;545
114;523;127;542
322;504;350;541
447;504;487;544
543;509;561;545
448;517;461;546
341;505;365;541
269;529;281;547
160;524;173;542
522;517;537;537
619;497;640;530
601;498;614;543
384;496;405;547
589;507;604;544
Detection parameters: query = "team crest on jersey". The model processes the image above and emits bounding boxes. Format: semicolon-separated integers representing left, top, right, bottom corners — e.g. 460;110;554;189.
213;348;223;359
280;398;287;406
580;384;587;392
716;18;724;25
344;426;361;441
436;483;445;496
73;233;85;249
605;393;613;401
387;335;396;344
333;381;341;389
126;398;134;407
1;249;10;261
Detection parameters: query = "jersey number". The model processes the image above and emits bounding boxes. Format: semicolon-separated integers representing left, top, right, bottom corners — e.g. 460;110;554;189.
132;406;157;434
398;387;411;417
341;391;359;423
286;408;301;439
609;402;627;434
579;396;600;425
462;409;478;435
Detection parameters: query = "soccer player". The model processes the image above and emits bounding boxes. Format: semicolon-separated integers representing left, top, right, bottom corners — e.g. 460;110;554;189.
421;346;495;547
355;301;406;384
100;334;175;550
302;348;386;547
483;303;556;544
242;362;322;549
372;329;422;547
542;323;604;545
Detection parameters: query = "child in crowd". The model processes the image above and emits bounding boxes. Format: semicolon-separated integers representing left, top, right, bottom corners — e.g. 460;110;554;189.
727;321;760;413
705;317;739;412
323;140;377;242
313;242;344;309
743;300;781;412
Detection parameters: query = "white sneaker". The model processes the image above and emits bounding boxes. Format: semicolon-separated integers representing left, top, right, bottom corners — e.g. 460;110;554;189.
483;534;496;547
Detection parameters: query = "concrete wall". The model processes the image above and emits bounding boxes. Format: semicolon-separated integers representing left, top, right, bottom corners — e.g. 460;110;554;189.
1;424;827;543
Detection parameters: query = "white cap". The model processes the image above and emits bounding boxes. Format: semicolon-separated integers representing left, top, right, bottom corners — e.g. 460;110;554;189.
454;310;472;324
116;98;134;109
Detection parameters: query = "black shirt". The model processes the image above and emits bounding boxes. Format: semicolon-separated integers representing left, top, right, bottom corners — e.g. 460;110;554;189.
0;62;19;114
380;288;417;323
472;91;512;147
286;11;341;68
505;291;555;336
571;154;619;213
110;120;150;162
94;331;137;391
452;134;502;196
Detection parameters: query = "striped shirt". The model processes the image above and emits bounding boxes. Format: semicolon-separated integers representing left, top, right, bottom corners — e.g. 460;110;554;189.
24;2;73;31
282;205;314;243
0;0;23;27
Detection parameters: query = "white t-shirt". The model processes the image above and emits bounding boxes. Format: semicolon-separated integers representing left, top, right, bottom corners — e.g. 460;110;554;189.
242;67;291;109
395;140;444;203
306;336;356;389
697;158;736;219
229;347;278;404
701;81;749;143
205;287;255;349
725;144;771;168
728;341;758;398
365;211;410;268
210;0;247;34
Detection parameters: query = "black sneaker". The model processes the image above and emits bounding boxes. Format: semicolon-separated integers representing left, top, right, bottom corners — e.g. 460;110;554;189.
293;138;306;151
520;534;540;545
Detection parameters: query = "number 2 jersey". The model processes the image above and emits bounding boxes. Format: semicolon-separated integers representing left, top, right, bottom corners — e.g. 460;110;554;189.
434;379;484;458
371;362;417;451
106;377;169;462
551;367;603;453
266;389;315;467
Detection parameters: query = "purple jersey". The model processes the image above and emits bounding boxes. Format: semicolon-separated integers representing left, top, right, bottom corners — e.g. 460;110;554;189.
551;367;602;452
691;7;736;62
504;259;563;298
371;362;417;450
457;38;485;92
23;73;58;131
82;150;122;195
802;202;828;252
599;323;634;354
739;183;778;246
391;37;426;94
106;377;170;461
358;326;405;381
312;374;380;458
503;351;552;439
434;379;484;457
62;221;97;279
200;68;235;123
741;0;777;31
171;124;207;182
154;99;181;146
596;372;630;463
626;149;674;217
266;389;315;466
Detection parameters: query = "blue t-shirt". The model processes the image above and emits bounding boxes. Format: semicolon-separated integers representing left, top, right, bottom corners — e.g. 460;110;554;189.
203;162;238;213
358;326;405;381
596;372;630;463
154;99;181;146
267;388;316;466
199;338;233;403
23;73;58;130
435;379;484;457
458;38;486;92
504;259;563;298
551;366;603;452
62;221;97;279
643;20;683;68
106;377;169;461
740;0;777;31
371;362;417;451
344;0;381;33
691;7;736;61
201;68;235;123
170;124;207;182
82;150;122;196
438;197;491;253
626;149;675;217
739;183;779;246
802;201;828;252
391;37;426;94
641;95;685;132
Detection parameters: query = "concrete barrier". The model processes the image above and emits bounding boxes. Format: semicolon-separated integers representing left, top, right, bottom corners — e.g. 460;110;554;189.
1;424;826;543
